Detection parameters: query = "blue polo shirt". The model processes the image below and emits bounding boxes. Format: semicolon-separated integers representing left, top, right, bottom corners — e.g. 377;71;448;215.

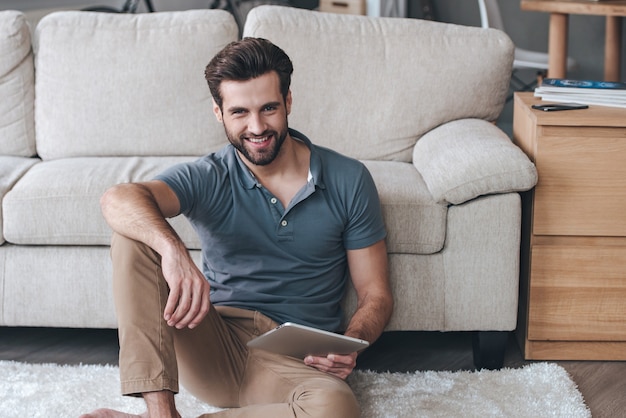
155;129;386;332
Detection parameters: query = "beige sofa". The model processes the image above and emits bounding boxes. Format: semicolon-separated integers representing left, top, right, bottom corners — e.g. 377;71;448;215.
0;6;537;368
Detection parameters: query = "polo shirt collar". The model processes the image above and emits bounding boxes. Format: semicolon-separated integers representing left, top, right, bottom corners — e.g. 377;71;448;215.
234;128;325;190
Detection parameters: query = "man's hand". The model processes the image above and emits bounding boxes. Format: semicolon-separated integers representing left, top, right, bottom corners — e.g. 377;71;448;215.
304;352;358;380
161;249;211;330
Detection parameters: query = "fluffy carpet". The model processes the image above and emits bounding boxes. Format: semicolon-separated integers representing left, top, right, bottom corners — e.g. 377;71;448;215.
0;361;590;417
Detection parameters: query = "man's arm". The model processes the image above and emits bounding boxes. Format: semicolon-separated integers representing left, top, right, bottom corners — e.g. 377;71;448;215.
343;239;393;344
305;239;393;379
100;180;210;329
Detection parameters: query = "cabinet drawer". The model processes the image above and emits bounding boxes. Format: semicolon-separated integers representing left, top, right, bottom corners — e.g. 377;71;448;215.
319;0;366;14
533;126;626;237
528;245;626;341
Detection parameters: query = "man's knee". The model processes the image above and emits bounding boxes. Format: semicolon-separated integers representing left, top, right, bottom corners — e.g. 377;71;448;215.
111;232;159;264
291;378;360;418
111;232;163;289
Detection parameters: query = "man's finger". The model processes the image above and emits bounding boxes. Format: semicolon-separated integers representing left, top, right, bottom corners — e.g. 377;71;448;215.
170;287;195;328
163;286;181;323
173;291;202;329
188;290;211;329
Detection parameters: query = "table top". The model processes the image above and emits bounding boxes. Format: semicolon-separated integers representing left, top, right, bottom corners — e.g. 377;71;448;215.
521;0;626;16
515;92;626;127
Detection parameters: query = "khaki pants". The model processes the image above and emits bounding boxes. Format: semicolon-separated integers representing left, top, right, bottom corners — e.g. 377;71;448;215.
111;233;360;418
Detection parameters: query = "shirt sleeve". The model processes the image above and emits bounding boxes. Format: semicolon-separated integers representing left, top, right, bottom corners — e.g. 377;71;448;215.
343;164;387;250
153;157;219;219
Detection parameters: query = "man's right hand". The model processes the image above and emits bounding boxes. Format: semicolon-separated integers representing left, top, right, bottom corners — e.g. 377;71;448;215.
161;247;211;329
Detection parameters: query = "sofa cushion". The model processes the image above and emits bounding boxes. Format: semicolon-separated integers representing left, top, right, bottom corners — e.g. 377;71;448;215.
413;119;538;205
0;156;39;244
0;11;35;157
243;5;514;163
3;157;446;255
363;160;447;254
34;10;237;160
2;157;201;248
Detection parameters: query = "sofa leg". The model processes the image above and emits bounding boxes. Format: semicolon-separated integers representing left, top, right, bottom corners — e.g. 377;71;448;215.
472;331;509;370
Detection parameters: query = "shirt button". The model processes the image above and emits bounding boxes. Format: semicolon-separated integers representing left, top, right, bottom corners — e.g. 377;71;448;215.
270;198;277;204
281;220;288;227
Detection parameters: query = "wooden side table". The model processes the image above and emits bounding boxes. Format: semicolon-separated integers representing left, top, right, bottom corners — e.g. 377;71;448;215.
520;0;626;81
513;92;626;360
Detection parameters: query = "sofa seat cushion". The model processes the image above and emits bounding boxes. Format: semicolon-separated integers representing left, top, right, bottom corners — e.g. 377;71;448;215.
363;160;447;255
34;10;236;160
4;157;446;255
3;157;201;248
0;156;39;244
0;11;35;157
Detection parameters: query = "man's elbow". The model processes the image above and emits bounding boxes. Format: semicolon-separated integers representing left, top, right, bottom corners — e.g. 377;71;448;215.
100;185;117;218
100;183;135;221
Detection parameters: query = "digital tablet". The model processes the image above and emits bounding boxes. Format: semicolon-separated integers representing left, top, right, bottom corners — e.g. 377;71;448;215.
246;322;369;358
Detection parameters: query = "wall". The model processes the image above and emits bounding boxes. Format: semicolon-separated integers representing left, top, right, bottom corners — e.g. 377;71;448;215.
431;0;625;82
1;0;209;12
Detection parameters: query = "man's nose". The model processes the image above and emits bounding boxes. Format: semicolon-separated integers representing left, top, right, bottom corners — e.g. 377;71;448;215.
248;113;267;135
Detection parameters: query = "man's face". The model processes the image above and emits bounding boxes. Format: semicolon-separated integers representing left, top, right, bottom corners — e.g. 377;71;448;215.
213;72;292;166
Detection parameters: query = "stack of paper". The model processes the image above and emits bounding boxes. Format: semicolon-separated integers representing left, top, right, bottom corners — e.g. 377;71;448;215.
534;78;626;108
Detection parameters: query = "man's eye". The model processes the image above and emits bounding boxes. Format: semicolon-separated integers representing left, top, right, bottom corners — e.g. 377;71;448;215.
263;106;277;112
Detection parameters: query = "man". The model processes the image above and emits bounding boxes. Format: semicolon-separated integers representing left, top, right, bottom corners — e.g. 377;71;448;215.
84;37;393;418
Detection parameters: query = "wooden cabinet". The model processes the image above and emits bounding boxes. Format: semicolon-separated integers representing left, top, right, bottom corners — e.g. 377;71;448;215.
513;92;626;360
319;0;366;15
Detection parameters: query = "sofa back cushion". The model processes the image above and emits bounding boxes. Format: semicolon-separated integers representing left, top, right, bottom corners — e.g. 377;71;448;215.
34;10;238;160
244;6;514;162
0;11;36;157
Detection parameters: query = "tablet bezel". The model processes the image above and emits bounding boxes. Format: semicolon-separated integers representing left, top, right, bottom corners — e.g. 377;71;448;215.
246;322;369;358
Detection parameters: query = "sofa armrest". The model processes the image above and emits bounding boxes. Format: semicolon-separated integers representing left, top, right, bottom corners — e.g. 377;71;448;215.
412;119;537;205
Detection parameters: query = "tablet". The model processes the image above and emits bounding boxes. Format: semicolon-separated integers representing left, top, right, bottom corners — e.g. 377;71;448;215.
246;322;369;358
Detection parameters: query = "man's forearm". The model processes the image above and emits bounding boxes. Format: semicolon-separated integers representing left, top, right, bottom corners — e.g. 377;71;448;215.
100;182;183;257
344;240;393;346
344;293;393;346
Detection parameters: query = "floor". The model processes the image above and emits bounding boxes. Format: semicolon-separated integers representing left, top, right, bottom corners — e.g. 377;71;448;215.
1;327;625;417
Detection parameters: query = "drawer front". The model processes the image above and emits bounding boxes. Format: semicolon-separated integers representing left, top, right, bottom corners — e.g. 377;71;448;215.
533;126;626;237
528;245;626;341
319;0;366;14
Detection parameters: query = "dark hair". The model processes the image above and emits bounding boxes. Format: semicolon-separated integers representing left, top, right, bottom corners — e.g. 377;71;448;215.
205;37;294;110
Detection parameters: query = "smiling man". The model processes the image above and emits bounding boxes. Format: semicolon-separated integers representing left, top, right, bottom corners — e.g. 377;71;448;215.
85;38;393;418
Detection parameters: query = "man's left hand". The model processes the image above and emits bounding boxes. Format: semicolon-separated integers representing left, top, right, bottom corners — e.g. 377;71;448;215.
304;352;357;380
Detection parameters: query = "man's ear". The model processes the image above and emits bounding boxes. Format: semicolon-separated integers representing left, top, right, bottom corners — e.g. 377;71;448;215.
286;90;292;115
212;99;223;123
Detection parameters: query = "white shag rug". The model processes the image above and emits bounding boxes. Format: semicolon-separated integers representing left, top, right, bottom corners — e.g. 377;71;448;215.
0;361;590;417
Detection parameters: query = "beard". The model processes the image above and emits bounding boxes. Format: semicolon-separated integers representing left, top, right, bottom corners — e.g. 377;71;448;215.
225;124;289;166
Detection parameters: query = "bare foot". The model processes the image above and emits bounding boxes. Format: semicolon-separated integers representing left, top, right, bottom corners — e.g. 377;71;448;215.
80;391;179;418
79;408;147;418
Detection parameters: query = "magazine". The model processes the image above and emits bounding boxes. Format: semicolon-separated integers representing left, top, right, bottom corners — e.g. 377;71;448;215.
534;78;626;108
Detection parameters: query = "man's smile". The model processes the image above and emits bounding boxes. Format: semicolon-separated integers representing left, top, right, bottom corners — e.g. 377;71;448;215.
246;135;271;144
244;133;275;149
